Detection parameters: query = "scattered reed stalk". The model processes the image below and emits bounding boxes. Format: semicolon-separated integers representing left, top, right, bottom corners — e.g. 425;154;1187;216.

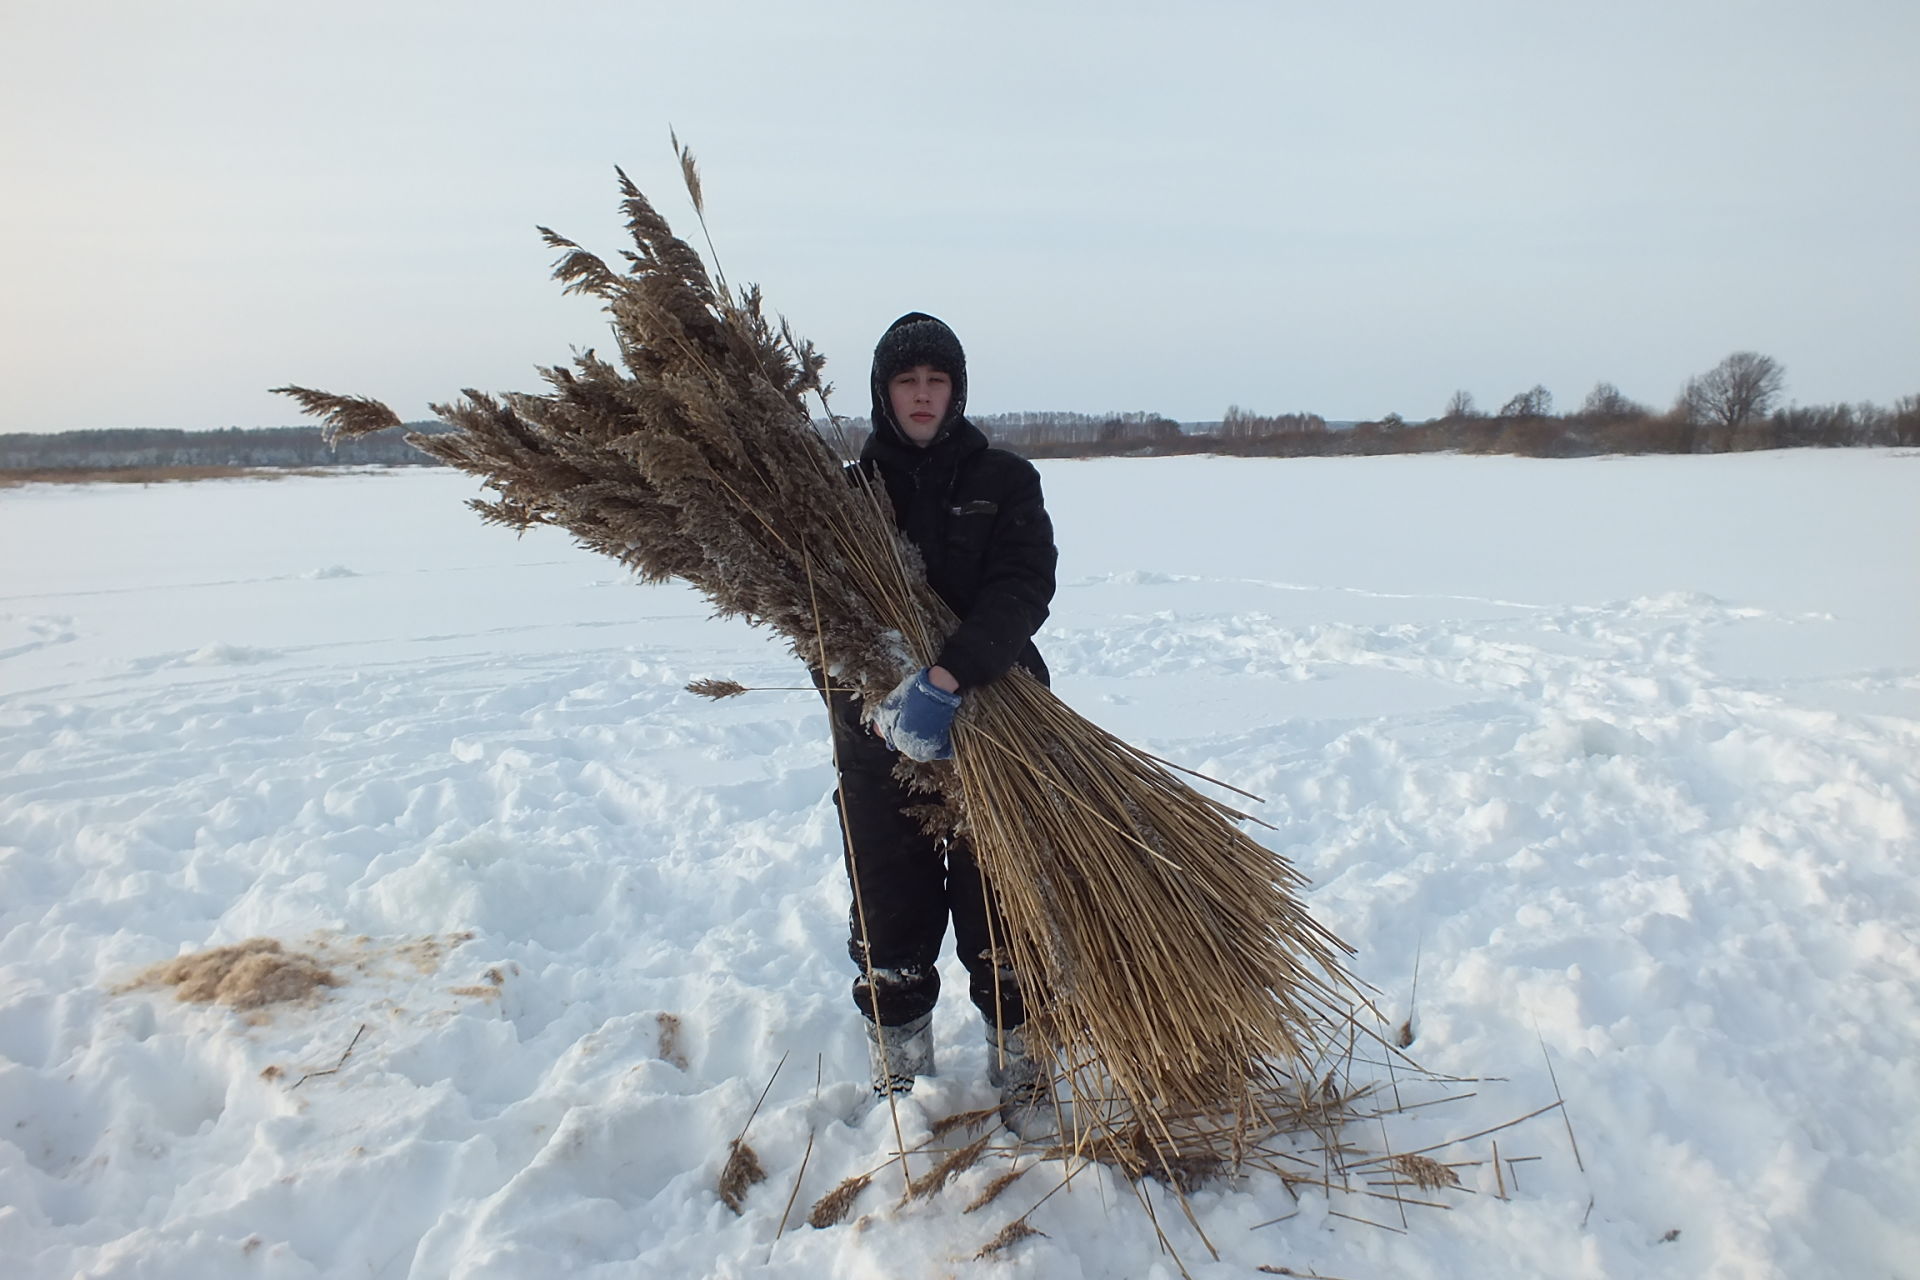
685;677;750;699
292;1023;366;1089
687;678;854;699
807;1173;871;1228
963;1164;1029;1214
1395;943;1421;1049
274;152;1361;1173
974;1219;1044;1260
1343;1099;1565;1168
930;1106;1000;1139
770;1054;825;1252
773;1131;813;1250
717;1052;785;1213
718;1139;765;1214
975;1220;1052;1258
802;550;911;1197
801;1051;1518;1273
1387;1153;1461;1191
1537;1028;1586;1172
907;1133;994;1201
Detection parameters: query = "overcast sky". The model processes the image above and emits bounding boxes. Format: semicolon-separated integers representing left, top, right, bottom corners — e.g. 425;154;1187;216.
2;0;1914;433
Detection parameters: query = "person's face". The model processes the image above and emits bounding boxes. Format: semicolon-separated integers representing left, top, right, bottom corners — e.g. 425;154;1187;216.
888;365;953;446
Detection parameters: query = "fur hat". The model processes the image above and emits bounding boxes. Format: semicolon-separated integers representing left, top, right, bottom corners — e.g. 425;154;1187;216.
870;312;968;442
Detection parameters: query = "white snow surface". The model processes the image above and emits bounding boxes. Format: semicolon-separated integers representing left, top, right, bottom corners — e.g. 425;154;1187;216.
2;452;1916;1279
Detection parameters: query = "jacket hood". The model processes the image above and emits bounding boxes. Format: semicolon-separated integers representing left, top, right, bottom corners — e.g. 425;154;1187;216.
869;312;970;448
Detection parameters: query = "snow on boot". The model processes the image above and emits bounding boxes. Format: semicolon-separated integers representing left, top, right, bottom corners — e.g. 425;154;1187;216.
868;1012;935;1098
986;1023;1057;1140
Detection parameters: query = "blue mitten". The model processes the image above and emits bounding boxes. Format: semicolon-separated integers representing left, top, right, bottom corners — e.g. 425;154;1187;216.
876;669;962;762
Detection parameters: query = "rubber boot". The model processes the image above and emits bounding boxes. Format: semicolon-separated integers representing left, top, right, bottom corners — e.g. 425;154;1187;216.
986;1023;1057;1140
867;1012;935;1098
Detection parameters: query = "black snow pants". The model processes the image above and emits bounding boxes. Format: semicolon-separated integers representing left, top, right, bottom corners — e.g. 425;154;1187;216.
820;679;1027;1032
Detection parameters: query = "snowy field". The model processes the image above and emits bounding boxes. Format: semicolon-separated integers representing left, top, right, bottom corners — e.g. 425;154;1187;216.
2;451;1916;1279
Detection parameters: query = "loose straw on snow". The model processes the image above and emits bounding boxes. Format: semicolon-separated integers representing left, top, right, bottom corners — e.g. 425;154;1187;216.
276;149;1361;1170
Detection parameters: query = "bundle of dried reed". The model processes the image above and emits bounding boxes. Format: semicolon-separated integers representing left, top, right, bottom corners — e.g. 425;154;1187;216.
276;156;1359;1170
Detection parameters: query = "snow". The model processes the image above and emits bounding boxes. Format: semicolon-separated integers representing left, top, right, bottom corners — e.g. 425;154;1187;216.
2;451;1916;1279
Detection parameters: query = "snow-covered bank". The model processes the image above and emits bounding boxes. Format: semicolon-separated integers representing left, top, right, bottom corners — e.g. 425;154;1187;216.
2;451;1916;1278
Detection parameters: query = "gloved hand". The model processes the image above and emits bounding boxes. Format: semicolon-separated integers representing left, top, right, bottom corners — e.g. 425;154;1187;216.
875;668;963;762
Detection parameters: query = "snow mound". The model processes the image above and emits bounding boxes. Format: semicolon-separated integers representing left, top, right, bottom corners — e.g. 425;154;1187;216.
181;642;279;666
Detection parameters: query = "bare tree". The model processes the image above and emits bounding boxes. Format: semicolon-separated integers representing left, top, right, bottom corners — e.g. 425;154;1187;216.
1579;382;1644;420
1442;389;1479;420
1894;394;1920;447
1679;351;1786;428
1219;406;1327;439
1499;385;1553;418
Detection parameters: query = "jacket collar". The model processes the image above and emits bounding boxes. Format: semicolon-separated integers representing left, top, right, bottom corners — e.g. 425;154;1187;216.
862;413;988;474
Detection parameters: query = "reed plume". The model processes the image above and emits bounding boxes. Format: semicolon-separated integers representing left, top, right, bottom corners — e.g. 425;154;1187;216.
975;1219;1044;1259
907;1134;995;1201
718;1139;765;1214
276;154;1361;1173
807;1173;871;1229
963;1165;1029;1214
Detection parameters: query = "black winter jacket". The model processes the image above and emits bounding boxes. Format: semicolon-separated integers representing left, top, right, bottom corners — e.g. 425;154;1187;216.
858;416;1056;691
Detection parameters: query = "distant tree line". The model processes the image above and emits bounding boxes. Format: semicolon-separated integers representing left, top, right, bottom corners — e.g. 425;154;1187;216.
978;410;1185;451
1370;352;1920;458
819;410;1185;460
0;424;451;472
9;352;1915;475
1088;351;1912;461
1218;407;1329;439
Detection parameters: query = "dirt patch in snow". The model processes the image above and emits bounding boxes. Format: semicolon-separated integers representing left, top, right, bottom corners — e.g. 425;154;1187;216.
127;938;341;1010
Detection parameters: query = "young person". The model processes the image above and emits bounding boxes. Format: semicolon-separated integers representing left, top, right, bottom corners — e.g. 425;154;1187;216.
823;312;1057;1116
